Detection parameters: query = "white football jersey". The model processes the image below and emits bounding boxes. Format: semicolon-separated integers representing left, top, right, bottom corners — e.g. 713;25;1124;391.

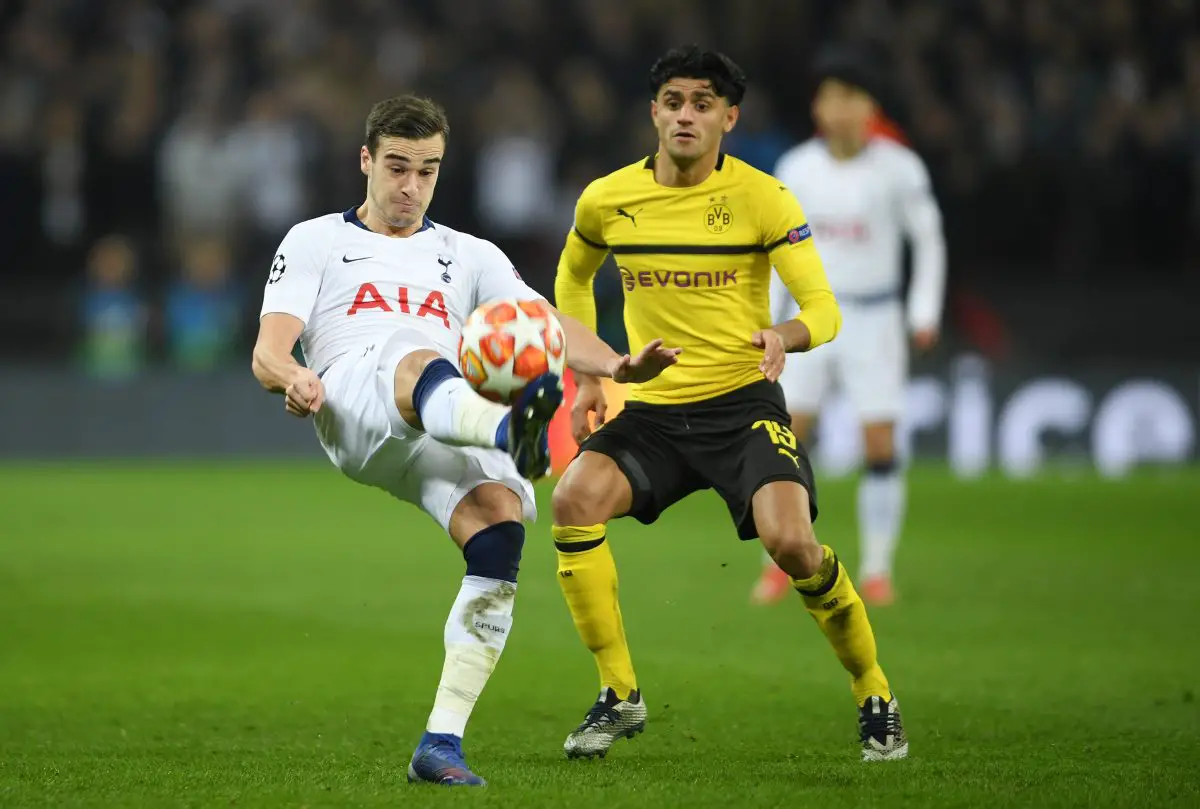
260;209;543;376
772;138;946;332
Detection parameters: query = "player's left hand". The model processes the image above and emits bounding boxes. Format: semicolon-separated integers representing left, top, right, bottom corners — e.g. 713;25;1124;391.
751;329;786;383
912;327;939;352
610;338;682;384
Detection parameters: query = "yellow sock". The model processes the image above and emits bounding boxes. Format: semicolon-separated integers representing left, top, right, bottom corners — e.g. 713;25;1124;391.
793;545;891;706
553;524;637;699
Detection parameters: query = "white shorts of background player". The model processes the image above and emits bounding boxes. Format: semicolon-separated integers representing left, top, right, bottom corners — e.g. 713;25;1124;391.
778;295;907;424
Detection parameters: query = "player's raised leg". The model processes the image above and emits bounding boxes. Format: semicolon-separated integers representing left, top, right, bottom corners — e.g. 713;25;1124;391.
753;481;908;761
858;420;904;605
395;344;562;479
408;483;527;787
551;450;647;759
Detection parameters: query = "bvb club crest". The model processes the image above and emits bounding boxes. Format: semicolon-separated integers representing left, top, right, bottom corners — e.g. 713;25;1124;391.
704;195;733;234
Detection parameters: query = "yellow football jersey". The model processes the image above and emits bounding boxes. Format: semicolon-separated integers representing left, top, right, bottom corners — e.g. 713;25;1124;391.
555;153;841;405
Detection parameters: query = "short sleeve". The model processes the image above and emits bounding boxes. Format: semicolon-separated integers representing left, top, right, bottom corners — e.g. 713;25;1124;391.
470;238;546;309
259;222;328;324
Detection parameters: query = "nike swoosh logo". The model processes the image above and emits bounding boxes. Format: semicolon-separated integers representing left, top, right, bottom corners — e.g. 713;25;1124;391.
342;254;372;263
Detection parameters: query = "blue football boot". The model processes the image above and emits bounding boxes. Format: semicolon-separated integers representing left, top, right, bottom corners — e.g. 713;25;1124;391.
407;732;486;787
496;372;564;481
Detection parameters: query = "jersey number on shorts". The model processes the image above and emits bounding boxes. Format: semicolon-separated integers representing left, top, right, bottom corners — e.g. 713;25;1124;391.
752;420;800;468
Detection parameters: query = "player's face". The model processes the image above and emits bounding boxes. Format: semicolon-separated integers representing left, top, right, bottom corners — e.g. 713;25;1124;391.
360;135;444;229
812;78;874;141
651;78;738;163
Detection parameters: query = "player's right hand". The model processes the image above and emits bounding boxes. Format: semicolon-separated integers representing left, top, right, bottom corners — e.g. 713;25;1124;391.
570;376;607;444
751;329;787;383
284;368;325;418
611;338;683;384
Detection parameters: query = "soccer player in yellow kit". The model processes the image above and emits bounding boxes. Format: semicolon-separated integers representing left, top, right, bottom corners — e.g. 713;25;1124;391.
550;46;908;763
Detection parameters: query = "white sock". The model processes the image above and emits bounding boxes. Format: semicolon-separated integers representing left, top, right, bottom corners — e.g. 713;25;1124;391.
419;378;507;448
426;575;517;738
857;468;906;580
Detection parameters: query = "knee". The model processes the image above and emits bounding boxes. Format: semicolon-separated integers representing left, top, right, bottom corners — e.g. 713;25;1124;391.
552;463;621;527
551;476;600;527
396;348;443;386
862;424;897;465
761;524;824;579
393;349;449;428
470;482;525;524
395;349;445;405
450;483;524;550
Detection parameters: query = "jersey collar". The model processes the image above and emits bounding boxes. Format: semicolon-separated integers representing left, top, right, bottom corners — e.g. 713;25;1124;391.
642;152;727;171
342;206;435;233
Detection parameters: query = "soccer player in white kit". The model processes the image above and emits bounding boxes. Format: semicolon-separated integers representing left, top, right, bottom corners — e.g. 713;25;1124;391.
751;55;946;607
251;96;679;787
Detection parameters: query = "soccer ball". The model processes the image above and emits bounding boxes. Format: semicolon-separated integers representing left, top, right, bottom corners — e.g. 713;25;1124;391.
458;298;566;404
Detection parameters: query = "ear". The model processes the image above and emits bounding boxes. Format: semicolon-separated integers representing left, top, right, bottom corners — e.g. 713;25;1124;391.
723;103;740;135
650;98;658;124
360;145;371;177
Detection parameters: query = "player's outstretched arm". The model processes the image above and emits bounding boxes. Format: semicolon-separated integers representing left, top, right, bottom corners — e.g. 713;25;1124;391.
550;307;620;377
252;313;324;418
550;306;681;383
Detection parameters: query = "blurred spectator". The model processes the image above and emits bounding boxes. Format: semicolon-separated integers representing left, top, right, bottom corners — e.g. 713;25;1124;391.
165;236;242;371
474;63;558;238
228;87;311;239
158;86;241;248
0;0;1196;365
40;99;85;249
80;235;148;379
724;95;791;174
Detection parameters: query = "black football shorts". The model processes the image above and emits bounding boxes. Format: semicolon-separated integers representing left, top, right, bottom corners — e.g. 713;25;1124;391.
578;379;818;539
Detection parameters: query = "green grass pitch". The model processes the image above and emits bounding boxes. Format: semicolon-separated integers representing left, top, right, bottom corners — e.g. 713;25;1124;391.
1;462;1198;808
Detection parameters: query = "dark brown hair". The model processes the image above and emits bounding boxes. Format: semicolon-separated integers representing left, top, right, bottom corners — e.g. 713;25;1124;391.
364;95;450;156
649;45;747;105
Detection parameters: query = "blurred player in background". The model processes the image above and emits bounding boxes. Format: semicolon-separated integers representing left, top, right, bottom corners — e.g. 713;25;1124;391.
251;95;675;786
752;49;947;607
550;46;908;763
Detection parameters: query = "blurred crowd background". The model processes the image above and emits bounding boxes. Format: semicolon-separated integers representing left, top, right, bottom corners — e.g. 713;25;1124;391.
2;0;1198;378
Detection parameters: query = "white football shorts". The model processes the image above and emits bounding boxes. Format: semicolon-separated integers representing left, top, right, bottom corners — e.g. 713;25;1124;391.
778;298;908;423
311;327;537;533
